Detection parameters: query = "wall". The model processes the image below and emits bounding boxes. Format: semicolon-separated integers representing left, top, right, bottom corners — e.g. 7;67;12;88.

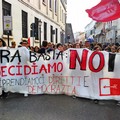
0;0;66;46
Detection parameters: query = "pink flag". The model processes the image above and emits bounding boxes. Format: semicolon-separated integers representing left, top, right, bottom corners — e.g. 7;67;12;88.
86;0;120;22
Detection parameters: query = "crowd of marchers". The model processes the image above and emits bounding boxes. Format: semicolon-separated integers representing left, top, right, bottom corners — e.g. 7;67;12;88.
1;37;120;54
1;38;120;54
1;37;120;101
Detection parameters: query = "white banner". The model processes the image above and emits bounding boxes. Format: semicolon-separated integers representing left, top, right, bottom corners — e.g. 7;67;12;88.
0;47;120;100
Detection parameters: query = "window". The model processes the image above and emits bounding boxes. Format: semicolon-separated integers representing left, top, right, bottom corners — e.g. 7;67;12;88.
44;22;47;40
50;25;53;42
55;28;58;43
2;0;12;35
49;0;52;9
55;0;57;14
35;17;38;40
22;10;28;38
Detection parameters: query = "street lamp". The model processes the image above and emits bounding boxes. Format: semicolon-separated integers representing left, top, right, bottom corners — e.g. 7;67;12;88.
38;19;42;48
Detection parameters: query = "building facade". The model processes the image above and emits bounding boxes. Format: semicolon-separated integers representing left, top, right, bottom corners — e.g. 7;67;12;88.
85;19;120;44
65;23;74;43
0;0;67;47
74;32;85;43
85;21;96;42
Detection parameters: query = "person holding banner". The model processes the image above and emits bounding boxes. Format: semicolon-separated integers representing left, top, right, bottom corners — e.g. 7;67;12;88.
84;40;91;50
56;43;64;52
20;40;29;49
0;38;8;99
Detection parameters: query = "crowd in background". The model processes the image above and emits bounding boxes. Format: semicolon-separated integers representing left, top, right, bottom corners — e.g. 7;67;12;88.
1;38;120;54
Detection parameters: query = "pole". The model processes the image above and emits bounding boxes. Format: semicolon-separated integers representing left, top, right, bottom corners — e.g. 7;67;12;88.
7;30;10;47
39;26;41;48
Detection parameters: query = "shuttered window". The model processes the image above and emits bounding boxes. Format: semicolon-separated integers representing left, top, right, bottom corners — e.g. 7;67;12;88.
22;10;28;38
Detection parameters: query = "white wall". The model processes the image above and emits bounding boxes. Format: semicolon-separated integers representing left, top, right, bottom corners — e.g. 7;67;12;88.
0;0;62;46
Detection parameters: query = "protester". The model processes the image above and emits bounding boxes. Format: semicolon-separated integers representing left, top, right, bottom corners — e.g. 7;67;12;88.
47;42;54;53
34;46;39;53
38;40;48;54
84;40;91;49
0;38;8;99
10;41;16;48
18;40;30;97
68;43;73;48
104;46;111;52
63;44;68;51
75;43;81;48
93;45;102;51
56;43;64;52
111;45;117;53
20;40;29;48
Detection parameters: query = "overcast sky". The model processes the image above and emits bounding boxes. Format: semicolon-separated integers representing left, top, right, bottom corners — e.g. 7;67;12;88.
67;0;101;33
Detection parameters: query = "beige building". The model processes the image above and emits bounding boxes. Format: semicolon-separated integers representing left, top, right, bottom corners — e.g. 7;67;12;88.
0;0;67;47
74;32;85;43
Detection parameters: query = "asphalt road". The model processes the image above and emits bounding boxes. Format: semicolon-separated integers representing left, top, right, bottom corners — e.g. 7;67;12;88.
0;93;120;120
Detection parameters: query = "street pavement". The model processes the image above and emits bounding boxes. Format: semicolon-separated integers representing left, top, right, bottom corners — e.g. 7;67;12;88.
0;93;120;120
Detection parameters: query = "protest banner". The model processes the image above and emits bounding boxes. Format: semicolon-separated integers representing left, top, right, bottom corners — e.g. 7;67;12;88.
0;47;120;100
